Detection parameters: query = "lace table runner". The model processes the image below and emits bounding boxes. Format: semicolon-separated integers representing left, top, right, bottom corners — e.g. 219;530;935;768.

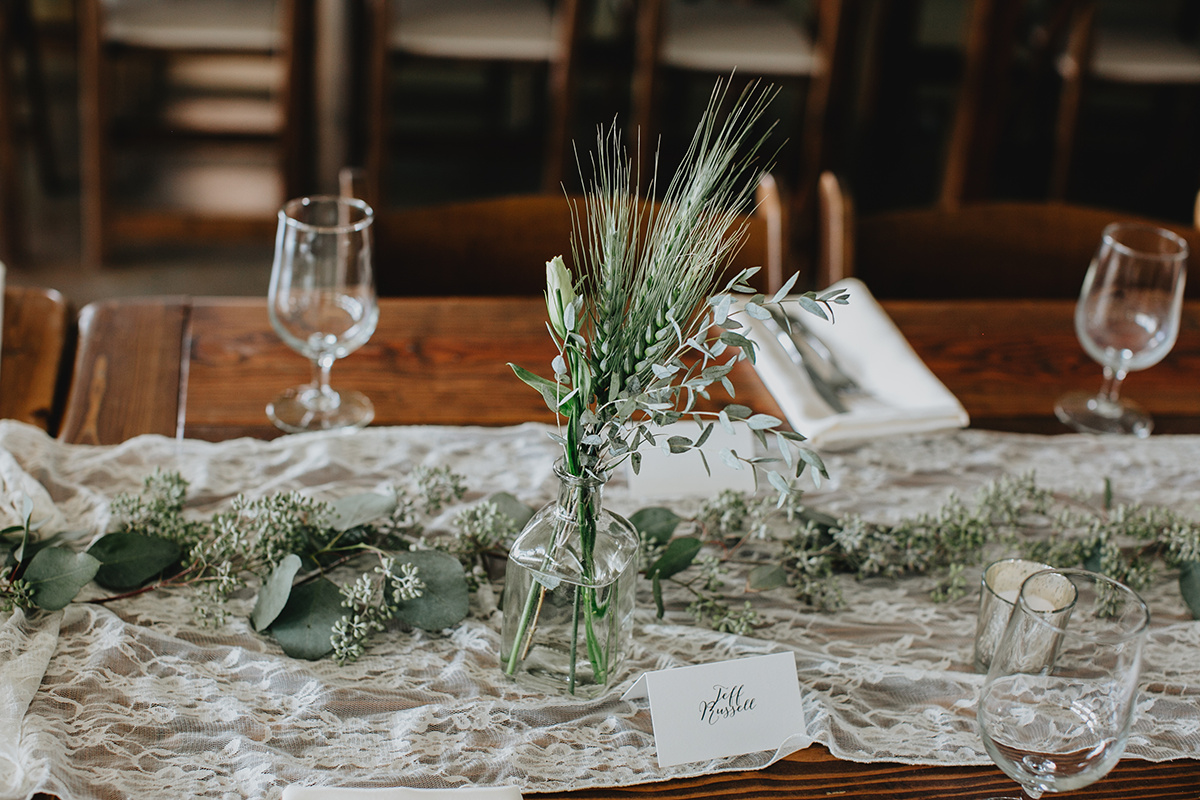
1;420;1198;800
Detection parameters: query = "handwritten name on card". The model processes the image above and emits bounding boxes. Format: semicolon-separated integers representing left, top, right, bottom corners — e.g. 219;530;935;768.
622;652;807;768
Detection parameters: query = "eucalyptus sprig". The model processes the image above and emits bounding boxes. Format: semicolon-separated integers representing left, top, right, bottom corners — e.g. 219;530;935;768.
511;79;849;495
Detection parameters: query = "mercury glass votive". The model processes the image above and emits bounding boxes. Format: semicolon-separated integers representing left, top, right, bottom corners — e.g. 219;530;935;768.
973;558;1077;672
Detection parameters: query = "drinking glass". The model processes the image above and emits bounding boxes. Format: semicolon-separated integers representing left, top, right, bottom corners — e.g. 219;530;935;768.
1054;222;1187;437
977;568;1149;799
267;195;379;433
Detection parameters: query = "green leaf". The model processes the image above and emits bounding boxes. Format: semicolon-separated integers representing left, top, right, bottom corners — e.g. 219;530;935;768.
723;404;752;421
24;548;101;610
767;470;792;496
796;295;829;320
744;302;772;321
769;272;799;305
88;532;182;591
328;493;397;531
629;507;682;544
747;564;789;591
666;435;693;454
487;492;536;530
747;413;782;430
1179;561;1200;619
251;553;303;631
719;330;753;349
268;578;344;660
392;550;470;631
509;363;564;412
647;537;703;581
796;447;829;480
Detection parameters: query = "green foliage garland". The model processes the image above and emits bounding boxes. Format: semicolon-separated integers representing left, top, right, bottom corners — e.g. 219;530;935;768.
3;469;1198;665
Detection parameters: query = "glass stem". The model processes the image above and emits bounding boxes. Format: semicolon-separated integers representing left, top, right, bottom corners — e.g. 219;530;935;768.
1098;365;1127;405
310;354;340;409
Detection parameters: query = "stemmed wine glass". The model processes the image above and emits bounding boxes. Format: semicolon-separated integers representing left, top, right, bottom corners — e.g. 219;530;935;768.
267;195;379;433
977;568;1150;799
1054;222;1187;437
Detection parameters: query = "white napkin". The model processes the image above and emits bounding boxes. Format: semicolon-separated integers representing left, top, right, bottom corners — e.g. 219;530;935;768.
745;278;968;449
281;786;522;800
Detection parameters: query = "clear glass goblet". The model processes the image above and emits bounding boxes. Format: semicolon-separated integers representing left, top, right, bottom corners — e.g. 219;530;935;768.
977;568;1149;799
267;195;379;433
1054;222;1187;437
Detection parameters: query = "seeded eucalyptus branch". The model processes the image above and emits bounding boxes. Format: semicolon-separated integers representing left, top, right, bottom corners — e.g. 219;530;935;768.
0;470;474;663
631;473;1200;627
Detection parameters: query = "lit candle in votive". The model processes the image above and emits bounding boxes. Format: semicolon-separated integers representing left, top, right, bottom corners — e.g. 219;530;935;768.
975;558;1062;672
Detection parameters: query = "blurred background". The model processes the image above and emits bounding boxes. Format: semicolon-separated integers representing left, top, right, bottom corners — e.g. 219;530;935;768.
2;0;1198;305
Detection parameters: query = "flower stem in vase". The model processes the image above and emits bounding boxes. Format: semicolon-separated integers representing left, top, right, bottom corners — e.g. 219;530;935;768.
500;462;638;697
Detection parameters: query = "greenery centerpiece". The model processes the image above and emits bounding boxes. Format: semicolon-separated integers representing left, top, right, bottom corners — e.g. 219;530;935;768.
499;82;846;696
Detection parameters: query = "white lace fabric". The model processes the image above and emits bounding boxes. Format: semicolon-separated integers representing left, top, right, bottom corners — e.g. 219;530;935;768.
1;421;1198;800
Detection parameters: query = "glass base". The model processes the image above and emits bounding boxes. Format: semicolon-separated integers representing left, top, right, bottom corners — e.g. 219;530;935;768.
267;385;374;433
1054;390;1151;438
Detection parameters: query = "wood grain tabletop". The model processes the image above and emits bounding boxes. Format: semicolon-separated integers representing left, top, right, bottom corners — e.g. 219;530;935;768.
59;295;1200;445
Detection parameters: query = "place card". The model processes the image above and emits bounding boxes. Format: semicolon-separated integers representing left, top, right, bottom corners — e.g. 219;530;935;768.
624;421;757;498
622;651;808;768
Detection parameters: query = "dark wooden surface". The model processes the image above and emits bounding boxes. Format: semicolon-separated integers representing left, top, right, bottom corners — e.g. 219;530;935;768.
59;295;1200;445
2;285;69;432
53;293;1200;796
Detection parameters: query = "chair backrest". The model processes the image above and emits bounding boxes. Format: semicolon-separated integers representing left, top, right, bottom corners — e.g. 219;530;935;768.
2;285;70;432
369;173;787;297
364;0;585;203
631;0;858;238
818;171;1200;298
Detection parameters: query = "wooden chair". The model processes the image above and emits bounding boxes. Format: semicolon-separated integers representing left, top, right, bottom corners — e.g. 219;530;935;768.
363;0;586;208
1050;0;1200;199
817;170;1200;299
367;171;788;296
78;0;315;267
0;0;61;266
631;0;859;238
1;285;70;432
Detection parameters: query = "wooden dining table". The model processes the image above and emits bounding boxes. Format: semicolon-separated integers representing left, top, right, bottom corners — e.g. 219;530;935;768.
59;294;1200;445
53;294;1200;799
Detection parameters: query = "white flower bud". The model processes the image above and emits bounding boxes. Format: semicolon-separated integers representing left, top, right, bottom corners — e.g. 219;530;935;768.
544;255;577;338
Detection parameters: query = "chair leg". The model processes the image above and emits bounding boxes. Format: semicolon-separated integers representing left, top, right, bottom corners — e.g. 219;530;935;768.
0;0;22;265
13;0;61;193
542;0;584;192
365;0;389;210
631;0;665;186
939;0;1026;209
792;0;860;253
280;0;316;200
1049;0;1096;200
78;0;110;268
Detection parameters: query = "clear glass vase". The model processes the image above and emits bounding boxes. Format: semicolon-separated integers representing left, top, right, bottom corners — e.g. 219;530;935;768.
500;462;639;697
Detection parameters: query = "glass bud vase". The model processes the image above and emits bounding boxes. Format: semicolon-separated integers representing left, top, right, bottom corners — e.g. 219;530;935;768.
500;462;639;697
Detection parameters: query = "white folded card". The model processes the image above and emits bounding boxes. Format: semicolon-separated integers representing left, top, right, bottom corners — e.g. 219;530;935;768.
281;786;522;800
622;652;810;768
745;278;969;449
